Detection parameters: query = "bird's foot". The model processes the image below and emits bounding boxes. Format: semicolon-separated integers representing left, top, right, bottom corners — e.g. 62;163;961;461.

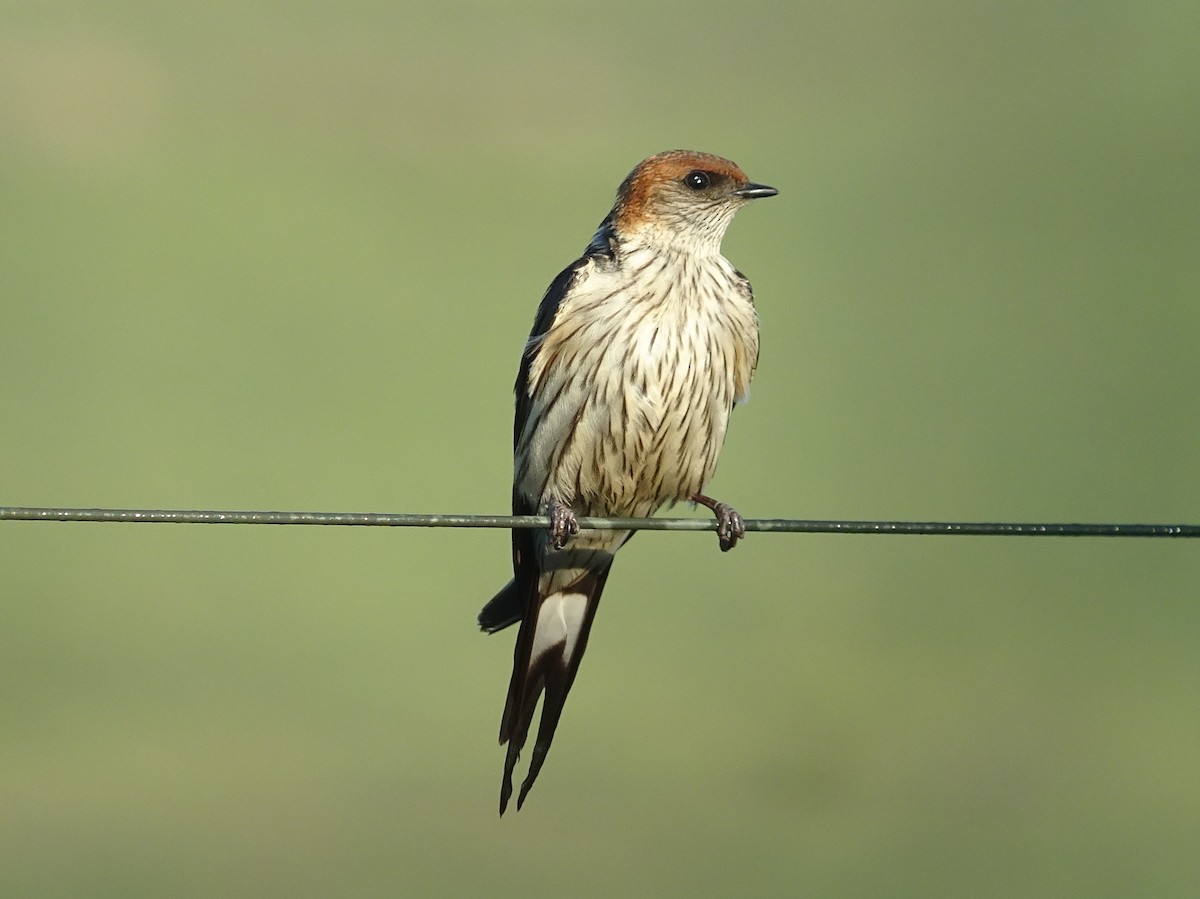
545;500;580;551
691;493;745;552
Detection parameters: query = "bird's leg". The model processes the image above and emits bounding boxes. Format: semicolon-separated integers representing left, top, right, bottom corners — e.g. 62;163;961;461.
690;493;746;552
544;499;580;551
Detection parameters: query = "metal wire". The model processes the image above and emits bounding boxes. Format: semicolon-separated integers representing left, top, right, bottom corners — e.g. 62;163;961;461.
1;506;1197;537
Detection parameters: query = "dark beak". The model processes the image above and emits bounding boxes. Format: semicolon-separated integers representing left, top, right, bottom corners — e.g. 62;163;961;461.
734;182;778;199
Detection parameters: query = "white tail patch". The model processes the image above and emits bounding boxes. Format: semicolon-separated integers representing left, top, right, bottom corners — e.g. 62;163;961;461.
529;592;588;670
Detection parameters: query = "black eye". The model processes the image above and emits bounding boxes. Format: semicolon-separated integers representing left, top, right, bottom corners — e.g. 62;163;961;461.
683;170;711;191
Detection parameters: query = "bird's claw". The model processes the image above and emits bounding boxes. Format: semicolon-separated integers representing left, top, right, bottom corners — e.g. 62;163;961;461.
546;501;580;551
691;493;745;552
712;502;745;552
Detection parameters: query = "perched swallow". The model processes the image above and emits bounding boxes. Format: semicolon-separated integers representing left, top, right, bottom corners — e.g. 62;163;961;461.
479;150;776;814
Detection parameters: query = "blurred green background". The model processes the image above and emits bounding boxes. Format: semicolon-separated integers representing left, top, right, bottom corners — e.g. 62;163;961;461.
3;1;1198;895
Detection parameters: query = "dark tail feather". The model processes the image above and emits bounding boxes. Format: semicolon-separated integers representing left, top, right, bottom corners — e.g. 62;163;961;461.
479;534;633;635
497;560;613;814
478;579;522;633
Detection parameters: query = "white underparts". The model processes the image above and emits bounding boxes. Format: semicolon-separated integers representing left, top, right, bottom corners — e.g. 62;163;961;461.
516;243;759;514
529;591;588;670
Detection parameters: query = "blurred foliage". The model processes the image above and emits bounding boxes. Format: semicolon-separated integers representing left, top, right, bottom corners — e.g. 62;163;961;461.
2;1;1198;895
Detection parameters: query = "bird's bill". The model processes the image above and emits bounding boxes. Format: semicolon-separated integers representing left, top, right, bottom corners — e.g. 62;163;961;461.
734;183;778;199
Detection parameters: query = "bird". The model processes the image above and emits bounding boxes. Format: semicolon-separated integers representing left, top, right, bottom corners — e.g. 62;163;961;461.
477;149;776;814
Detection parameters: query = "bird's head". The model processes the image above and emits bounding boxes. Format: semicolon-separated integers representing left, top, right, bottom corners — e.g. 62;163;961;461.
611;150;776;253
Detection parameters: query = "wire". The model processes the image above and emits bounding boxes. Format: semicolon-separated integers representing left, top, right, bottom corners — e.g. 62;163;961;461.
1;506;1197;537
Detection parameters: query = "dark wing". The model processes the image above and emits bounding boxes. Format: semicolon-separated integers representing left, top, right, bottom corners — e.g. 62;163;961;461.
482;223;622;814
476;260;585;636
513;216;617;452
478;221;619;635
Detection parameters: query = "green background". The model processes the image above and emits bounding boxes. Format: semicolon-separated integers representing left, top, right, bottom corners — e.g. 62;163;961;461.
3;1;1198;895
